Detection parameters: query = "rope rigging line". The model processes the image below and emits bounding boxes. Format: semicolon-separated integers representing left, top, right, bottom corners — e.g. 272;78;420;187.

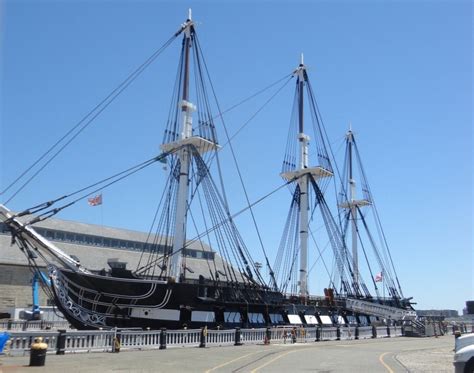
193;32;280;291
356;205;398;298
340;133;404;299
11;153;170;228
135;164;176;276
2;31;182;205
183;179;291;253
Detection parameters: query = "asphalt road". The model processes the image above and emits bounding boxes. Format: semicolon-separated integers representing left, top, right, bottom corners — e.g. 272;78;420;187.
0;335;454;372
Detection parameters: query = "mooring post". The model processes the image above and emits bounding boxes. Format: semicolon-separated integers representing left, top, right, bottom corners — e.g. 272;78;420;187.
234;327;242;346
199;326;207;348
265;327;271;345
56;329;66;355
159;328;167;350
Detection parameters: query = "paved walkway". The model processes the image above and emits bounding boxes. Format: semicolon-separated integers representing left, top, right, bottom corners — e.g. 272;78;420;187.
0;335;454;372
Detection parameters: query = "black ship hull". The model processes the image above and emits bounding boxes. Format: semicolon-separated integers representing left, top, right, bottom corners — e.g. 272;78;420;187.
51;268;372;329
50;267;291;330
51;266;406;330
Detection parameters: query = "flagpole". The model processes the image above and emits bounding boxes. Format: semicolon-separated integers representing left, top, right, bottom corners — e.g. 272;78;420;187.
382;270;385;300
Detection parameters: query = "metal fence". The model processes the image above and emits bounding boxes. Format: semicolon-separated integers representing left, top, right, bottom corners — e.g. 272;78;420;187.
0;320;70;331
357;326;373;339
1;325;405;356
319;326;338;341
207;329;235;346
375;326;389;338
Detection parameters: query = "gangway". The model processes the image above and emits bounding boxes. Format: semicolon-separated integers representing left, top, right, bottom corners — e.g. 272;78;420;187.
344;298;416;321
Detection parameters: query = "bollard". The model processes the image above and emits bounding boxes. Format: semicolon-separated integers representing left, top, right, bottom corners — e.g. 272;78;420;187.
264;327;271;345
29;337;48;367
336;327;341;340
355;326;359;340
315;327;320;342
199;326;207;348
387;325;391;337
372;325;377;339
234;327;242;346
56;329;67;355
113;332;121;353
7;320;12;331
159;328;167;350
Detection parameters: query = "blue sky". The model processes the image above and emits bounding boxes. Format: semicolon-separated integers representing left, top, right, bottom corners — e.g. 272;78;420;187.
0;1;472;312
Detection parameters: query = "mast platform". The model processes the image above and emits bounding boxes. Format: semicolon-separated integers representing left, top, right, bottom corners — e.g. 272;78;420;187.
160;136;220;155
338;199;372;209
280;166;333;182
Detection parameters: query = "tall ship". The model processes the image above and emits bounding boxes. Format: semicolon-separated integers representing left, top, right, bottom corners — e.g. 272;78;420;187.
0;11;414;330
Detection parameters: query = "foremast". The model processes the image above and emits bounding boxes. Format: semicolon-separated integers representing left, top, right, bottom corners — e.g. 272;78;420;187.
280;55;333;298
160;10;219;282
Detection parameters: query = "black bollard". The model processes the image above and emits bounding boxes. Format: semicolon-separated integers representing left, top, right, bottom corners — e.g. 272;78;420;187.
199;326;207;348
30;337;47;367
234;327;242;346
56;329;66;355
159;328;167;350
387;325;391;337
113;332;121;353
265;327;271;345
315;327;321;342
355;326;359;340
372;325;377;339
336;327;341;341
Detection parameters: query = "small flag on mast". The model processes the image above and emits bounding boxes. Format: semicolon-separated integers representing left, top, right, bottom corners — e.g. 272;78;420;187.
374;271;383;282
87;194;102;206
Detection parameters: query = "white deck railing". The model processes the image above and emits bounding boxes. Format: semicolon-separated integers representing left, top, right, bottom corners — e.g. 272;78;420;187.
2;323;409;356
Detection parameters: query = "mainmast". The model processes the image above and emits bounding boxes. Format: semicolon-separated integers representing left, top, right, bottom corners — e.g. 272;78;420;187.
161;10;219;282
280;55;333;298
339;127;371;285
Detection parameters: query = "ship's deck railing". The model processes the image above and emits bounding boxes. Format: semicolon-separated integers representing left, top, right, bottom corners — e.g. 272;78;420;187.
0;324;417;356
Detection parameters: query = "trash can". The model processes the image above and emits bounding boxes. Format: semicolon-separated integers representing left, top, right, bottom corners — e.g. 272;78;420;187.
0;332;10;354
29;337;48;366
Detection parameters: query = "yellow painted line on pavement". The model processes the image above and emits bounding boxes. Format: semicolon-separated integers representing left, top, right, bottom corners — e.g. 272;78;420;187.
379;352;394;373
250;346;315;373
204;348;277;373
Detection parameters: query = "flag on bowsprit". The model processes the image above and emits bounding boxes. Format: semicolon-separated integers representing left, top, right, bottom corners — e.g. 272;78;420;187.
374;271;383;282
87;194;102;206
